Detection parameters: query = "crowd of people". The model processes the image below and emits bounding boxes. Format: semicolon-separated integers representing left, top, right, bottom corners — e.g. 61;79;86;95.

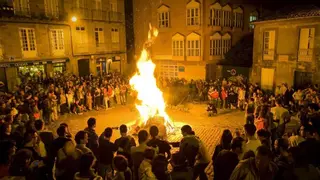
1;70;320;180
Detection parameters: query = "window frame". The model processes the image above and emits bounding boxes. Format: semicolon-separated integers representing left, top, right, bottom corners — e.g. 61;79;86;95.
50;29;65;55
111;28;120;43
19;28;37;57
94;27;104;47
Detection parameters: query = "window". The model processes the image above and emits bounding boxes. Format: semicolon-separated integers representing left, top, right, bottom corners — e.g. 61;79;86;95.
209;3;222;26
13;0;30;16
95;28;104;47
75;26;87;44
157;5;170;28
298;28;315;61
110;0;117;12
44;0;59;18
186;33;201;57
233;7;243;28
263;30;275;60
249;11;258;29
50;29;64;54
111;28;119;43
95;0;102;9
222;5;232;27
172;40;184;56
210;33;231;56
159;61;178;79
19;28;37;57
186;0;200;26
158;11;170;28
76;0;85;8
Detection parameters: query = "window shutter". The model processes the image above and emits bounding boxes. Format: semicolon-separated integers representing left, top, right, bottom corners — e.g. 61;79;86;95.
269;31;275;50
19;29;23;52
299;29;309;50
309;28;315;49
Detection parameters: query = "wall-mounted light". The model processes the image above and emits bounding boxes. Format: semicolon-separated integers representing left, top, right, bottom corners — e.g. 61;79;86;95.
71;16;77;22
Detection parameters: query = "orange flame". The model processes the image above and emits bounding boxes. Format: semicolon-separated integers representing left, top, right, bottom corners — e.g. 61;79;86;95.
129;24;174;132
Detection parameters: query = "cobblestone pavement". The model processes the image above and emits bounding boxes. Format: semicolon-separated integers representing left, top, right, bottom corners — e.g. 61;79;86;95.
48;103;245;178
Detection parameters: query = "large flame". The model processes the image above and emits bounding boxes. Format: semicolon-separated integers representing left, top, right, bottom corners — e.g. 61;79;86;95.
129;24;174;132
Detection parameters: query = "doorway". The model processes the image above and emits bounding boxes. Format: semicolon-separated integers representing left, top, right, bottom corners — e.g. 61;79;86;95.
261;68;274;90
78;59;90;77
294;71;312;89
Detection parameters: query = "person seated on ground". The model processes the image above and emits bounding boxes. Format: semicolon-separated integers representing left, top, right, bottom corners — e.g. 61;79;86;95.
214;137;244;180
207;102;217;117
97;127;118;178
152;154;170;180
169;152;192;180
139;148;156;180
75;131;92;154
110;155;132;180
147;126;171;160
74;152;103;180
71;100;84;115
84;118;99;156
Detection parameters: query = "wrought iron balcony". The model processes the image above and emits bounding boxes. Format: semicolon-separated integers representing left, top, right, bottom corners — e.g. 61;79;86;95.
72;7;91;20
74;43;123;55
92;9;107;21
13;7;30;17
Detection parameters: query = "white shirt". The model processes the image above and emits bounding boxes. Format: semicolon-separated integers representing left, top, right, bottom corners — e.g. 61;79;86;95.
244;138;261;155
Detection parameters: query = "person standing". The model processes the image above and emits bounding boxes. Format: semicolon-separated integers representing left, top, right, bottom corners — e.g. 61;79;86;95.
84;118;99;156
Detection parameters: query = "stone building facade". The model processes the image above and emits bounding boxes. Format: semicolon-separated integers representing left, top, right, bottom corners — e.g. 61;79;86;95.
0;0;126;91
133;0;260;80
251;6;320;90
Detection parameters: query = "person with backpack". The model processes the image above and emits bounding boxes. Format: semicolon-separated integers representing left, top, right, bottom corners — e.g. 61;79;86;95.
179;125;210;180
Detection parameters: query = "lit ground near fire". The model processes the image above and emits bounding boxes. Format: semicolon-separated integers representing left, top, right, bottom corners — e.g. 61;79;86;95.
49;104;245;177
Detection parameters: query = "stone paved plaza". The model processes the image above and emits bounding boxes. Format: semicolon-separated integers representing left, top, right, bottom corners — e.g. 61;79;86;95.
48;104;245;177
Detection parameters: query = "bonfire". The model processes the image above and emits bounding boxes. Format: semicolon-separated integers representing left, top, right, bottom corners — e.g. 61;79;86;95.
129;24;174;136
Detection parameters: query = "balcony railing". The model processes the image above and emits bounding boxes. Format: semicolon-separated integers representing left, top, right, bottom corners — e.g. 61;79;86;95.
74;43;123;55
92;9;107;21
298;49;313;62
72;7;91;19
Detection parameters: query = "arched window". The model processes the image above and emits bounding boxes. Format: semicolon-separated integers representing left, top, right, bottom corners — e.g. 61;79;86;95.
157;5;170;28
222;4;232;27
233;6;243;28
209;2;222;26
249;10;258;29
210;32;222;56
172;33;184;57
186;32;201;57
222;33;231;55
186;0;200;26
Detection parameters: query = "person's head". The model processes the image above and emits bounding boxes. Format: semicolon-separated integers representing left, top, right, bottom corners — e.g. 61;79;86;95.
75;131;89;145
0;122;12;135
34;120;45;131
231;137;244;155
79;153;96;174
119;124;128;136
243;150;255;160
220;129;233;149
87;118;96;129
10;149;33;174
244;123;256;137
181;125;194;137
103;128;113;139
257;129;270;142
274;138;289;155
138;130;148;144
275;98;282;107
255;145;273;171
24;129;38;145
144;148;155;160
113;155;129;172
57;125;67;137
308;103;319;113
301;124;315;138
149;126;159;138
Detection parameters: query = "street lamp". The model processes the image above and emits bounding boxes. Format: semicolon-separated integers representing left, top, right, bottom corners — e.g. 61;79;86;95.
71;16;77;22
